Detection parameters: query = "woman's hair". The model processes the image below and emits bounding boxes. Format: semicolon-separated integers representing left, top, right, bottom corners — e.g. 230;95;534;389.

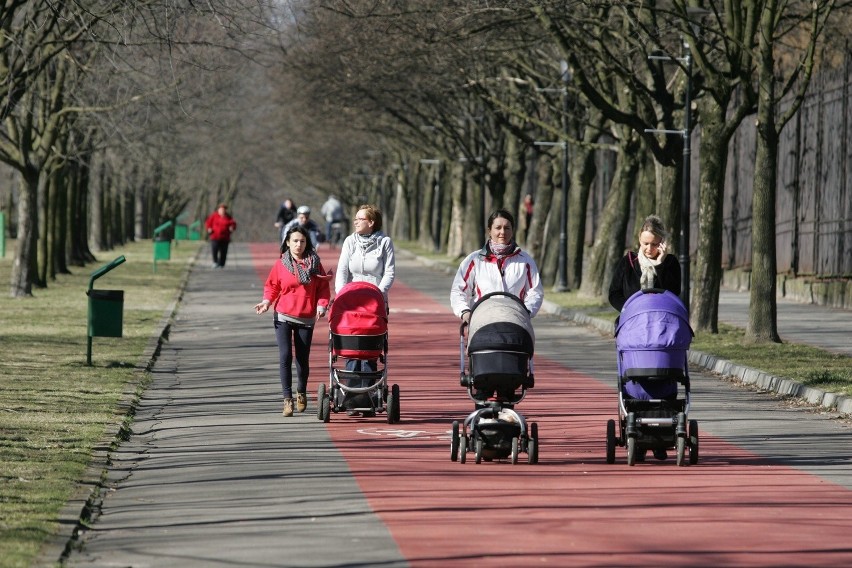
280;225;316;255
358;204;383;231
488;209;515;230
639;214;669;243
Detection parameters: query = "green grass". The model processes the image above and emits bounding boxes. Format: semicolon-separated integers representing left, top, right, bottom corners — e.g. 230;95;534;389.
0;239;201;568
398;240;852;398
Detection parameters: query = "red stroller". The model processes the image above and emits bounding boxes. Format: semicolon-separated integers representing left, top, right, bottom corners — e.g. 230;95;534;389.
318;281;399;423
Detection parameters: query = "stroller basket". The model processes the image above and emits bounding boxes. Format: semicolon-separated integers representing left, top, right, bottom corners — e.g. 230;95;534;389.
331;333;385;359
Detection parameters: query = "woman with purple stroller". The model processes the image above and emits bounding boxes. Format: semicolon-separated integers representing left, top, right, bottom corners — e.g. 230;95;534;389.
606;289;699;466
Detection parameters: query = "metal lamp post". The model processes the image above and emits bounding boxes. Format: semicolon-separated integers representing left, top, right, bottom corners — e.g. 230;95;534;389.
646;35;702;313
535;62;571;292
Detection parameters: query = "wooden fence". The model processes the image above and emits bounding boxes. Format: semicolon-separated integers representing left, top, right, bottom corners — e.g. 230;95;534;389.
720;63;852;277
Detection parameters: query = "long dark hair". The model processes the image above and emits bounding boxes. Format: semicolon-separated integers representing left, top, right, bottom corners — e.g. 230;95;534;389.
280;226;316;255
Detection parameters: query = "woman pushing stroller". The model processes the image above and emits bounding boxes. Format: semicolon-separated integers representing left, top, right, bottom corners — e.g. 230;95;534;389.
450;209;543;323
449;209;542;464
608;214;684;461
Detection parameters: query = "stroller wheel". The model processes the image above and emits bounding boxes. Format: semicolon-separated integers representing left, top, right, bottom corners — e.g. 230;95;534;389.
606;419;616;464
527;422;538;465
688;419;699;465
321;394;331;423
459;435;467;464
316;383;326;421
626;436;637;466
511;437;519;465
474;438;484;464
387;385;399;424
450;421;460;462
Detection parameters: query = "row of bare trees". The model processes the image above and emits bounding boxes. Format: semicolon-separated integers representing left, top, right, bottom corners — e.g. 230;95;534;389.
273;0;842;342
0;1;286;297
1;1;845;345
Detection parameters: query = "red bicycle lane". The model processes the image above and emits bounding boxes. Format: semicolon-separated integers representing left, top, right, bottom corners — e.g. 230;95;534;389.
250;243;852;567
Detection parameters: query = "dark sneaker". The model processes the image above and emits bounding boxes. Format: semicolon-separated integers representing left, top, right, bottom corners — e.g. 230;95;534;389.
653;449;668;461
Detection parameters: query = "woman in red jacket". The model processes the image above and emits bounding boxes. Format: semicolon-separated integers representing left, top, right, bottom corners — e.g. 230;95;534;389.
254;226;332;417
204;203;237;268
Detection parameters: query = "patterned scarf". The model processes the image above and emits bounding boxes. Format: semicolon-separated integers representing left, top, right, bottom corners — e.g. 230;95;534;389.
355;231;381;254
488;239;517;260
281;250;321;284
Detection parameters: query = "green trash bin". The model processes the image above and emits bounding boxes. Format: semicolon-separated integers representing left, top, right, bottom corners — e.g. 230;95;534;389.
88;289;124;338
175;224;188;240
153;236;172;261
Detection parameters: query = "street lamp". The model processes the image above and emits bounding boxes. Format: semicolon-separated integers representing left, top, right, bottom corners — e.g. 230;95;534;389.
645;32;703;312
535;60;571;292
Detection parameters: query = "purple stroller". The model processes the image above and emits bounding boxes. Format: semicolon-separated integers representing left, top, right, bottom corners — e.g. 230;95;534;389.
605;289;699;466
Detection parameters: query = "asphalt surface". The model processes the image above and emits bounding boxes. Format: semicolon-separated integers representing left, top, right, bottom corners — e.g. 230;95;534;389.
45;242;852;567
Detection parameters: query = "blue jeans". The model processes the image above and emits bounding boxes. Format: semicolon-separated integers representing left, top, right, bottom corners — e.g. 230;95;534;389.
345;359;377;372
274;318;314;398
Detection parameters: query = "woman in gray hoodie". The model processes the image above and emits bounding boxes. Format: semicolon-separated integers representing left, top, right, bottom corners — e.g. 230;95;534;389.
334;204;395;379
335;204;395;300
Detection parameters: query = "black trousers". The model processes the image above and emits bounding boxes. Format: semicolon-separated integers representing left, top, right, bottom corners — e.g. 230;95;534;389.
210;240;230;267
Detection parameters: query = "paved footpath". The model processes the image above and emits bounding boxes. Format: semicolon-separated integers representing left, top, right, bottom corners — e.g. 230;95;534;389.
61;243;852;567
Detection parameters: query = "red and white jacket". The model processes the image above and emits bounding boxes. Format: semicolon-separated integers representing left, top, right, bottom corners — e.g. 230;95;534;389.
450;244;543;318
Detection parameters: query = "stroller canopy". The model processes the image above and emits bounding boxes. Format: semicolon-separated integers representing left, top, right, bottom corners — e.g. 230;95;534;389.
330;281;388;336
616;289;692;353
468;292;534;356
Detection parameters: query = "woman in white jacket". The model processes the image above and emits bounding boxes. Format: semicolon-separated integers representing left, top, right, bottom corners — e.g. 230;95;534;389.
450;209;543;323
335;204;395;298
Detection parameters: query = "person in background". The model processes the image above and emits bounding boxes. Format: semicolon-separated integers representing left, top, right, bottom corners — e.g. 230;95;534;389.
254;226;332;417
608;214;681;312
204;203;237;268
522;193;534;242
450;208;543;324
335;204;395;379
320;194;345;245
607;214;681;461
275;199;297;242
282;205;323;247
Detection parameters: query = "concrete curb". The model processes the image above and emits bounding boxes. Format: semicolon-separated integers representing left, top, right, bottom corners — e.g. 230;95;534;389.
36;250;201;567
403;249;852;417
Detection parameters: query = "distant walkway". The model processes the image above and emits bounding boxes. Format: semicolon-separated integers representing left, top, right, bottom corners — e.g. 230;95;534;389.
717;289;851;357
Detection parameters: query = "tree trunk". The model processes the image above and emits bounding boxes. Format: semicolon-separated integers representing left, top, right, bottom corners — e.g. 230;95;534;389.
9;167;39;297
447;160;467;259
692;97;735;332
748;0;781;343
567;109;604;290
579;131;642;298
525;151;554;267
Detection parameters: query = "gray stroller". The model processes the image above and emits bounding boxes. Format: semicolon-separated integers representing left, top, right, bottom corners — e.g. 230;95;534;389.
450;292;539;465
